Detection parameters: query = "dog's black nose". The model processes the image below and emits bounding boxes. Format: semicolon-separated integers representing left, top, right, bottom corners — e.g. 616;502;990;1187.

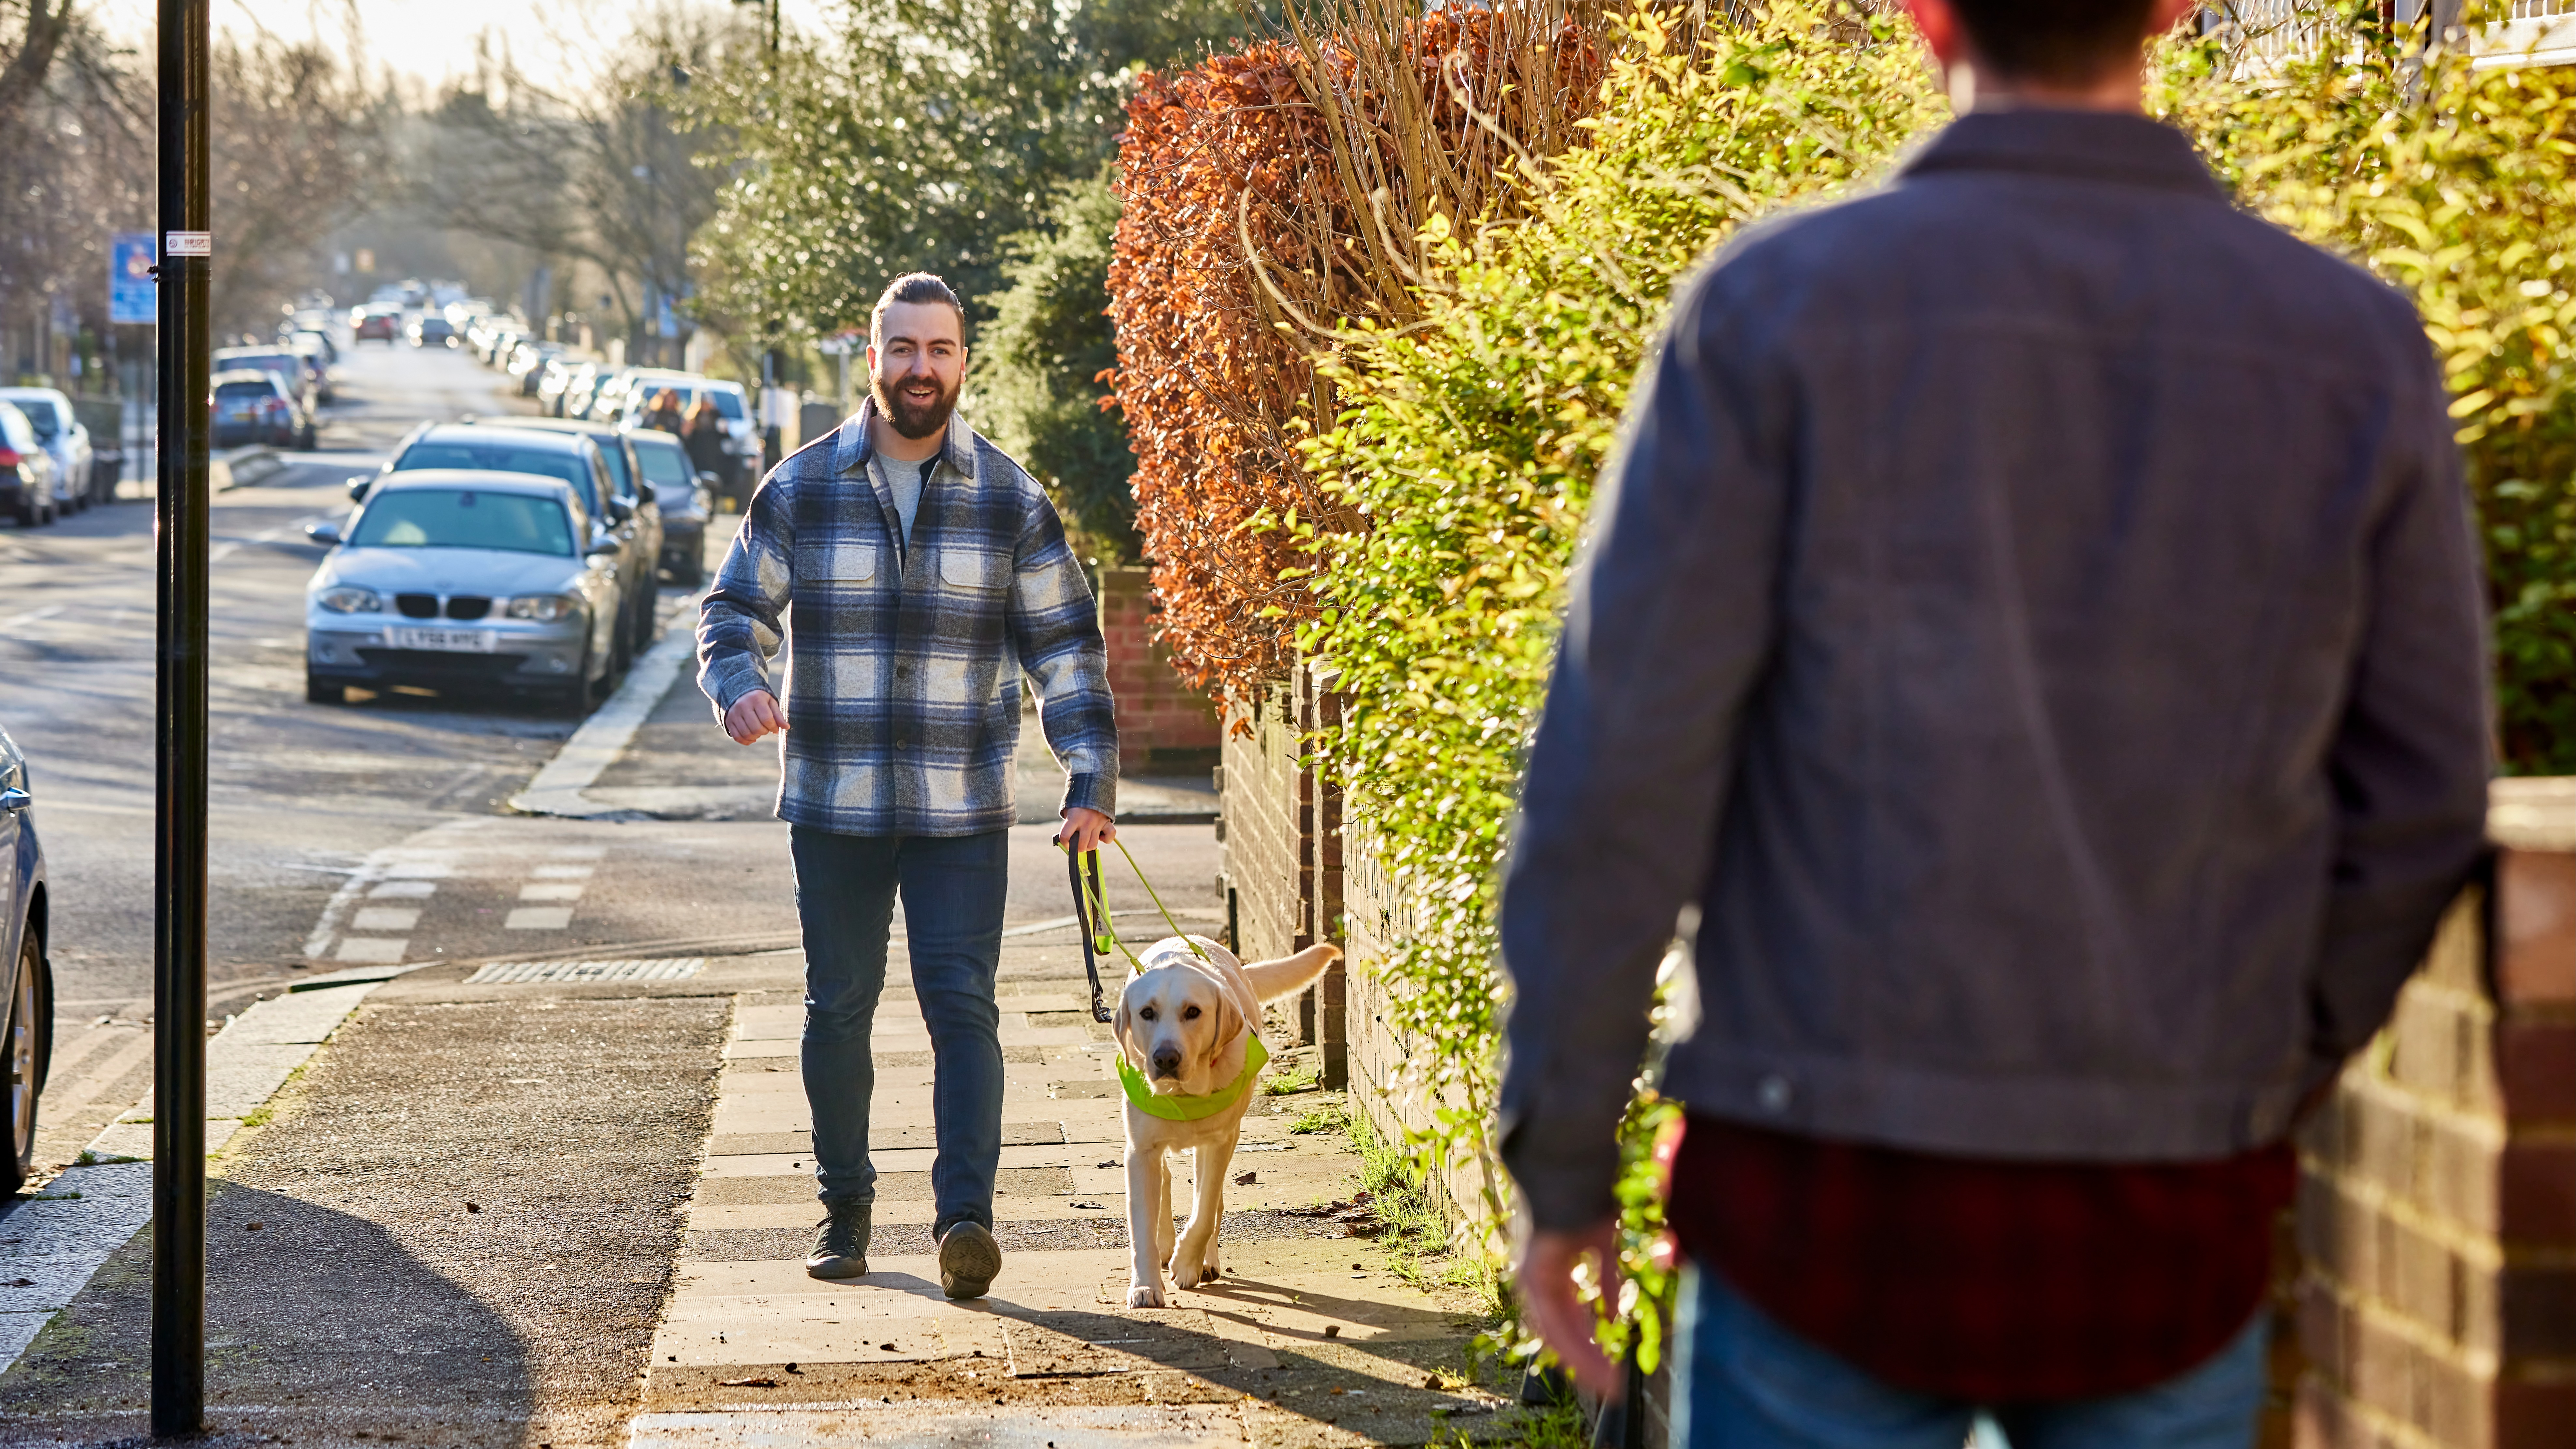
1151;1049;1182;1078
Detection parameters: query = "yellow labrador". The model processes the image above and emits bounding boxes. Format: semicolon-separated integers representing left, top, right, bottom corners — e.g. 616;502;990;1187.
1115;935;1338;1308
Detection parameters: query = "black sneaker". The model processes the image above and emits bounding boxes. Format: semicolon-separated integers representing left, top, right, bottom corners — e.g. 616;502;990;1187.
937;1220;1001;1300
806;1202;872;1280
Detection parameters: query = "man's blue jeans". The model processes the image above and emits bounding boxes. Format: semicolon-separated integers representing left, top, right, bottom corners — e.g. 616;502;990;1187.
791;826;1008;1239
1672;1264;2270;1449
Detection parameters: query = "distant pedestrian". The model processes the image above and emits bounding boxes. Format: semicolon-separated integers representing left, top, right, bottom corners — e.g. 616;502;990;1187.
697;272;1118;1302
645;388;685;435
1497;1;2493;1445
682;396;730;494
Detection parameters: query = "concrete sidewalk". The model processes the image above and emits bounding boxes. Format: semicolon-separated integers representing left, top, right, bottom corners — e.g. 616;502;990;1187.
631;940;1520;1446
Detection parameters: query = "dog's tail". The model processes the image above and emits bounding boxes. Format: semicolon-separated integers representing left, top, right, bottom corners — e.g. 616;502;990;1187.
1242;943;1340;1003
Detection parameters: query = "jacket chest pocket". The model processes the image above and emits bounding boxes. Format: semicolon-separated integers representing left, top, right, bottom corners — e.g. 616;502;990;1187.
809;541;877;584
938;548;1007;592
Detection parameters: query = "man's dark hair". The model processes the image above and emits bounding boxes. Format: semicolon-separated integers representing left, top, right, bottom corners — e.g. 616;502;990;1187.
871;273;968;345
1948;0;2160;83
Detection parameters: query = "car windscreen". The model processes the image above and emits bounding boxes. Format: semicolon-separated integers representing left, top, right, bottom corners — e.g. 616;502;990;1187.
7;400;59;438
350;489;573;556
214;380;277;400
706;389;747;420
219;353;299;377
631;437;693;489
394;443;594;511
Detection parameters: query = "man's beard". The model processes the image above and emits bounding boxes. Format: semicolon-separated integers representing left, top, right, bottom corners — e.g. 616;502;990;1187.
872;371;958;441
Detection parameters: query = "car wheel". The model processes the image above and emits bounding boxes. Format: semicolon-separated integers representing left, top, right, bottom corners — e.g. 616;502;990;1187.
560;645;601;718
676;554;704;588
5;931;52;1197
305;670;345;705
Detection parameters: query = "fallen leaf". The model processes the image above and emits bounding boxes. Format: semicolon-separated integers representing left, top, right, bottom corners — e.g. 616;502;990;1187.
1096;1160;1119;1169
464;1203;481;1213
1323;1325;1341;1338
880;1342;897;1352
717;1376;780;1388
1070;1201;1104;1210
1232;1171;1256;1185
245;1223;264;1231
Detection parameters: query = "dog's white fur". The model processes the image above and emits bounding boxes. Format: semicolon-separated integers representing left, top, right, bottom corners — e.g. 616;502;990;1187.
1115;935;1339;1308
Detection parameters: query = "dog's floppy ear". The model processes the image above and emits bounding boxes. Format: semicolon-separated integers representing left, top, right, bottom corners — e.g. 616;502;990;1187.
1114;991;1149;1073
1211;983;1243;1057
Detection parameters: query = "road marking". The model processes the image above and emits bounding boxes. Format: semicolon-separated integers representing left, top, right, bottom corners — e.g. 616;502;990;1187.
518;882;584;902
531;864;595;880
335;938;407;963
209;512;333;565
367;879;437;899
467;958;705;984
350;907;421;931
504;907;575;931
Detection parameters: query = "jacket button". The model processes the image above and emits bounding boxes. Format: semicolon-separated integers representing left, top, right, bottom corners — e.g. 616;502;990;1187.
1756;1074;1793;1113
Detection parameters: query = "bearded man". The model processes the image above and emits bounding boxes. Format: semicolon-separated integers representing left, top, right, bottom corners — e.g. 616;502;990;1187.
697;272;1118;1299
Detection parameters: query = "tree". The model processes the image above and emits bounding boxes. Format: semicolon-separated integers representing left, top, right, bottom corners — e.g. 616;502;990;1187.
209;35;383;337
973;169;1136;559
416;13;730;357
0;0;75;136
685;0;1246;347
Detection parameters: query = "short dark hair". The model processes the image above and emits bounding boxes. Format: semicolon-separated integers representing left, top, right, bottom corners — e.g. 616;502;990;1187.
1947;0;2161;84
870;273;967;345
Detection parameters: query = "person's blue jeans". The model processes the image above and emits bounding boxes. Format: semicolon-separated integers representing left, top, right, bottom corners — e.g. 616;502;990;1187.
790;826;1009;1239
1672;1263;2270;1449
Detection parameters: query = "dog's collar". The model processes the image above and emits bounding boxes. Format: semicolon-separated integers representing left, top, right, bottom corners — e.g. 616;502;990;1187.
1118;1035;1268;1121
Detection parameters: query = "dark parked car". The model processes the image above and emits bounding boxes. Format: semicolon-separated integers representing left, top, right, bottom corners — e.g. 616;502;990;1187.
0;401;64;527
408;316;458;348
211;347;318;447
479;418;664;659
354;307;400;343
626;429;713;586
211;370;301;449
3;722;56;1195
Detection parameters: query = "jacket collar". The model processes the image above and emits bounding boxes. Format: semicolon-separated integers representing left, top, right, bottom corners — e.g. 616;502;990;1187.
830;396;978;482
1899;109;2228;203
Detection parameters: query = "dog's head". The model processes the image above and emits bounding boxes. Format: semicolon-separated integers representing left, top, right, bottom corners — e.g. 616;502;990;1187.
1115;960;1244;1096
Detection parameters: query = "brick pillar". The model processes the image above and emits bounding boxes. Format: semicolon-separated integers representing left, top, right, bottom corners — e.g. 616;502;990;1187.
1095;566;1221;777
1301;662;1348;1089
2294;776;2575;1449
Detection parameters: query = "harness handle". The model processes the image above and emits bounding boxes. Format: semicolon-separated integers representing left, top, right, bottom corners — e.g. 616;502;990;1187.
1063;837;1216;1026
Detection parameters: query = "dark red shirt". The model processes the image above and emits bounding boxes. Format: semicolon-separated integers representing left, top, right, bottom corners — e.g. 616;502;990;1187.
1666;1112;2295;1402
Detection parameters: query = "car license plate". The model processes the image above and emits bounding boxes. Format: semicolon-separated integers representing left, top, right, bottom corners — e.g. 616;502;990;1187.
386;627;496;653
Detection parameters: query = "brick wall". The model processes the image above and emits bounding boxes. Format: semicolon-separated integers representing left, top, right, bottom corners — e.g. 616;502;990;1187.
1095;566;1221;776
2295;776;2576;1449
1213;664;1349;1087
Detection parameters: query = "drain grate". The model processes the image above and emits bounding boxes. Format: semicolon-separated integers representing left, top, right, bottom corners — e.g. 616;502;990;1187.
465;957;706;984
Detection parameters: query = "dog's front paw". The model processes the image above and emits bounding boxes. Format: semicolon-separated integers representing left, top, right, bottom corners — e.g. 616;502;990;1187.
1171;1246;1219;1289
1127;1279;1167;1309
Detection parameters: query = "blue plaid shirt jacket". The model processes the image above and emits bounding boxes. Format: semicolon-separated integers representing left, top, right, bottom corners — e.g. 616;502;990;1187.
696;401;1117;836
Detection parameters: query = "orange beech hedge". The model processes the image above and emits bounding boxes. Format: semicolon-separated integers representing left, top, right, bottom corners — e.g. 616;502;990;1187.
1107;3;1605;717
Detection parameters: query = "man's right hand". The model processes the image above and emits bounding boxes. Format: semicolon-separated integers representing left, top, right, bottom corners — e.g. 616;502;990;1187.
723;689;788;745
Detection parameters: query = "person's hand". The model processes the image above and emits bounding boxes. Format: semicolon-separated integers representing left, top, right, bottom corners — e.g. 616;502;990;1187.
722;689;788;745
1056;807;1117;855
1515;1218;1625;1403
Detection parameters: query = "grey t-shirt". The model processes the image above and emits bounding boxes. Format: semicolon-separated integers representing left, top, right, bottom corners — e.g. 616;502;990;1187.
867;451;937;555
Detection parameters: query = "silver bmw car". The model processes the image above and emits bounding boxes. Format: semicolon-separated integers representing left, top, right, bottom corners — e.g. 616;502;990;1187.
302;470;624;714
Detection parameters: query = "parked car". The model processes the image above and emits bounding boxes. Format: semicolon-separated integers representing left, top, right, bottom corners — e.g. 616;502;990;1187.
537;359;592;418
365;422;653;673
0;402;62;527
612;372;760;479
353;306;401;344
285;333;337;402
484;418;664;659
408;316;458;348
0;389;98;512
506;341;564;396
563;364;622;421
211;346;318;447
625;429;714;586
302;471;625;714
211;369;301;449
2;721;55;1195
